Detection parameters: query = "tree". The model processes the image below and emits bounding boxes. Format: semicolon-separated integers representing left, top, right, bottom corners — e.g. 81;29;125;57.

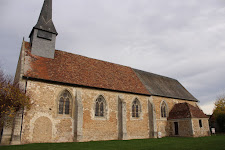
0;66;31;125
213;95;225;132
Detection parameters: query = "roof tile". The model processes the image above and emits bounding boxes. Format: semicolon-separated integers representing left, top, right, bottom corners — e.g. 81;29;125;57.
24;42;150;95
168;102;208;119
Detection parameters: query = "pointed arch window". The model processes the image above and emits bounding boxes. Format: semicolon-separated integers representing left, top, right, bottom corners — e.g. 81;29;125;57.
161;101;168;118
95;95;106;117
58;90;72;115
132;98;141;118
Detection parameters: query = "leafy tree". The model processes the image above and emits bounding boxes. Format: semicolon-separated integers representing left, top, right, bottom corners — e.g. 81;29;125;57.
0;67;31;124
213;95;225;132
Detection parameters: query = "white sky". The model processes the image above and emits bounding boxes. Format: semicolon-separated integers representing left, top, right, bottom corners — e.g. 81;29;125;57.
1;0;225;114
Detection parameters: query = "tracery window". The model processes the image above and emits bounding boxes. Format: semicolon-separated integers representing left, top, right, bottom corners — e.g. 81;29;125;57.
95;95;106;117
161;101;167;118
132;98;141;118
58;90;72;115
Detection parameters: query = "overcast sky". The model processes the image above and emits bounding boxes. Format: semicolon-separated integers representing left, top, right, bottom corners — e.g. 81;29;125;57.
1;0;225;114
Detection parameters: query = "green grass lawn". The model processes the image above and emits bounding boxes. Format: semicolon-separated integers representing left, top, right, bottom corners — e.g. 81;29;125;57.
1;135;225;150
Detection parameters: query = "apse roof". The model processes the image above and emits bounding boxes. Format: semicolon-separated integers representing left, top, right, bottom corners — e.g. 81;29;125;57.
168;102;208;119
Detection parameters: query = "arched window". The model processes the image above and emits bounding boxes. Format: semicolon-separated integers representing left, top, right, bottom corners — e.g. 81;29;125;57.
58;90;72;115
132;98;141;118
95;95;106;117
161;101;167;118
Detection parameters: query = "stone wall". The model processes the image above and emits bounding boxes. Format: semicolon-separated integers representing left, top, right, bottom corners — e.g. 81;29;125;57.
121;94;149;140
169;119;193;137
152;96;197;137
81;89;119;141
192;118;210;137
21;81;75;144
8;79;208;144
0;118;14;145
81;89;149;141
21;80;150;143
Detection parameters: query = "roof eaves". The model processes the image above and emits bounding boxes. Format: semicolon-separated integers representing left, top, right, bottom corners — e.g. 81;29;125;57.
22;76;151;96
151;93;198;102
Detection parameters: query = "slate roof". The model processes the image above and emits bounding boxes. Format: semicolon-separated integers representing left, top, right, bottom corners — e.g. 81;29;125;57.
23;41;198;101
168;103;208;120
133;69;198;101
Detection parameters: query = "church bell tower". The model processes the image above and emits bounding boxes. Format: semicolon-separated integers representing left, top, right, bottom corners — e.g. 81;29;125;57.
29;0;58;59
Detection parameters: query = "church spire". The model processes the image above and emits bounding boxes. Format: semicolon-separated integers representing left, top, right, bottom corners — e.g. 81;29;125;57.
29;0;58;59
33;0;57;35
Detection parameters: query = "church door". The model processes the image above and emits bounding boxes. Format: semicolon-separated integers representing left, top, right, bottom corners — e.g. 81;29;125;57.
174;122;179;135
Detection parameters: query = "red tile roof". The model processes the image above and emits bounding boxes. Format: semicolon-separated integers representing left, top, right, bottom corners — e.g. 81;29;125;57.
168;102;208;119
23;42;150;95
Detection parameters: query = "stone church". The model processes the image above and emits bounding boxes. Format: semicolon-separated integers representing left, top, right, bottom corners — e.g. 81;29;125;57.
0;0;210;145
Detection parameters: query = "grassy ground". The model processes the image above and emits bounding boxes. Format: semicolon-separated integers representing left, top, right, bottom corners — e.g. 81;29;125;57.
1;135;225;150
